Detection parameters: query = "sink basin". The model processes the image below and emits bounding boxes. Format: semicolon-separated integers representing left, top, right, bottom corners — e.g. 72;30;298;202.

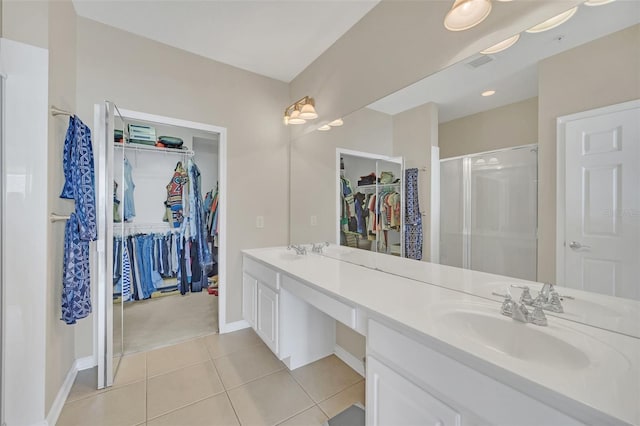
438;308;590;369
432;302;630;373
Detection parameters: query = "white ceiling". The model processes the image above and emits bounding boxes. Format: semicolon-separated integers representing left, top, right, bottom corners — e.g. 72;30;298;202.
72;0;380;82
368;1;640;123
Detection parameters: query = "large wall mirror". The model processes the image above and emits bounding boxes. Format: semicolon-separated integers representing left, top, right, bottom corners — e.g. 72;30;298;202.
290;1;640;338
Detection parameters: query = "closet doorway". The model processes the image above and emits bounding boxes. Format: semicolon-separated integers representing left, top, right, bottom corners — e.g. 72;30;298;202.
336;149;404;256
95;103;227;388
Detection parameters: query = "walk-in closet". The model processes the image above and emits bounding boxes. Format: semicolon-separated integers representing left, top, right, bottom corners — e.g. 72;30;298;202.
96;103;226;386
338;150;404;256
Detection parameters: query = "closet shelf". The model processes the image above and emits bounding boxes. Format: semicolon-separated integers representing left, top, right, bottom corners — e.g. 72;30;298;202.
114;142;194;157
356;183;401;191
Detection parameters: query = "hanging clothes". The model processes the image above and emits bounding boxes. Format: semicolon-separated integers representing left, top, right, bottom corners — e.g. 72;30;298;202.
405;168;423;261
187;160;212;292
123;156;136;221
60;115;97;325
165;162;188;228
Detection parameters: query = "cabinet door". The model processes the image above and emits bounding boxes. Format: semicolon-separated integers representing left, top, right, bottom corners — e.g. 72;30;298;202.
242;273;257;328
257;282;279;355
367;356;461;426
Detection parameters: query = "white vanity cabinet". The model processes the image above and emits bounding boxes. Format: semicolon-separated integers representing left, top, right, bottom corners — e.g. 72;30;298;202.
242;273;257;328
243;257;280;355
256;281;279;354
367;319;585;426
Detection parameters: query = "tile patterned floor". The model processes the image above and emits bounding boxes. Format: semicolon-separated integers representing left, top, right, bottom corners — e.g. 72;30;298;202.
58;328;365;426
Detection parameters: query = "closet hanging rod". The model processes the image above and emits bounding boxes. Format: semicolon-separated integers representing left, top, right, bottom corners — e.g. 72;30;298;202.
51;105;73;117
50;213;71;222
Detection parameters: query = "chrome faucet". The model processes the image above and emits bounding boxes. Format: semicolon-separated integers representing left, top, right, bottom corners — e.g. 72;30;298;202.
287;244;307;255
311;242;330;254
493;290;547;326
511;283;565;314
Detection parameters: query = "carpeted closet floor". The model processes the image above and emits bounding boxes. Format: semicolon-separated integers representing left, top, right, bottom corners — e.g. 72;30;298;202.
117;290;218;355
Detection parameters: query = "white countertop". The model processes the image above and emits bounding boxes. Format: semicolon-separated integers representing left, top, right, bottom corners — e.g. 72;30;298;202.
320;245;640;338
243;246;640;425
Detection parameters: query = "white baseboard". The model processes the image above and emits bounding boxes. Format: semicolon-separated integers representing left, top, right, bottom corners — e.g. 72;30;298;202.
75;355;96;371
334;344;365;377
44;360;77;425
219;319;249;334
44;356;98;425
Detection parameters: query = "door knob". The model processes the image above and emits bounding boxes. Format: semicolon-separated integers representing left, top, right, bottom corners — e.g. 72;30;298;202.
569;241;591;250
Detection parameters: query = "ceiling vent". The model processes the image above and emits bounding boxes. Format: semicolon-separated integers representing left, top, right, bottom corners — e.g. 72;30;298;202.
466;55;494;69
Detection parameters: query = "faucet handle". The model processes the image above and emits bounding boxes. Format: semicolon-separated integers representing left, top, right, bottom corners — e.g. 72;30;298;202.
510;284;534;305
530;300;548;326
544;291;564;313
493;292;516;317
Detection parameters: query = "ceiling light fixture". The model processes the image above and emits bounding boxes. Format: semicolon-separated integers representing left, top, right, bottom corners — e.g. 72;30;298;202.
284;96;318;125
318;125;331;131
480;34;520;54
584;0;615;5
526;7;578;33
444;0;492;32
481;90;496;97
328;118;344;127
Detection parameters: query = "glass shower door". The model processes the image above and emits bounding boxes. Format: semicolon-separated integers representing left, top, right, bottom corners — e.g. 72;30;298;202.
469;147;538;280
440;145;538;281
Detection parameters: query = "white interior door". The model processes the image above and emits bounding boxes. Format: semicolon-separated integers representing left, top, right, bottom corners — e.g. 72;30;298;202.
563;103;640;300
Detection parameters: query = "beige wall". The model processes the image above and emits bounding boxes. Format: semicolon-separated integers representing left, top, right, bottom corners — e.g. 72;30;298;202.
290;1;582;126
45;0;77;413
537;24;640;283
393;103;438;261
439;97;538;159
1;0;48;48
74;17;290;357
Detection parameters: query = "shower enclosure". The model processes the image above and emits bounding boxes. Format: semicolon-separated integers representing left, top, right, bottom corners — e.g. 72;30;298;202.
439;145;538;281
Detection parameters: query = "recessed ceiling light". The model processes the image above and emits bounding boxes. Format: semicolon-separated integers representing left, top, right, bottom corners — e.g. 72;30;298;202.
318;125;331;131
481;90;496;97
480;34;520;54
444;0;492;32
328;118;344;127
584;0;615;5
526;7;578;33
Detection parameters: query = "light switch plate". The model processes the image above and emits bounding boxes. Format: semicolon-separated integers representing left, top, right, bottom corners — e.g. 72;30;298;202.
310;215;318;226
256;216;264;228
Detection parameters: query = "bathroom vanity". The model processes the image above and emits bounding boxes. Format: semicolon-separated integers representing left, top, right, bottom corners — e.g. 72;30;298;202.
242;246;639;426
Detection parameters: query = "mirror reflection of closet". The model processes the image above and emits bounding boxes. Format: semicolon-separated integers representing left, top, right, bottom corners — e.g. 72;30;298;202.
338;150;404;257
111;115;221;367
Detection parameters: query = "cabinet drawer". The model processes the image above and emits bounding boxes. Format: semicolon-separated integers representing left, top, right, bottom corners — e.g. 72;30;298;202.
244;257;279;291
281;274;356;328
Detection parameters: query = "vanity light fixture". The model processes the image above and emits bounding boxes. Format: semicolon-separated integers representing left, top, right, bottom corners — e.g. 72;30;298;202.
318;125;331;131
584;0;615;5
444;0;492;32
328;118;344;127
481;90;496;97
283;96;318;125
480;34;520;54
526;7;578;33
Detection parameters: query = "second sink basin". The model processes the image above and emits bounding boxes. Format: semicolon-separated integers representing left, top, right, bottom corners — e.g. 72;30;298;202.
432;301;630;373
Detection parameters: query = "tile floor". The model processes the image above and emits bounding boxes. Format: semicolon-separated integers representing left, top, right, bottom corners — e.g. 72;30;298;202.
58;328;365;426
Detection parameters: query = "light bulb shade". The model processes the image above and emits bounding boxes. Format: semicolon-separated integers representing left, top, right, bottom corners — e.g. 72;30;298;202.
288;109;306;125
318;125;331;131
299;103;318;119
526;7;577;33
584;0;615;5
480;34;520;54
328;118;344;127
444;0;492;32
